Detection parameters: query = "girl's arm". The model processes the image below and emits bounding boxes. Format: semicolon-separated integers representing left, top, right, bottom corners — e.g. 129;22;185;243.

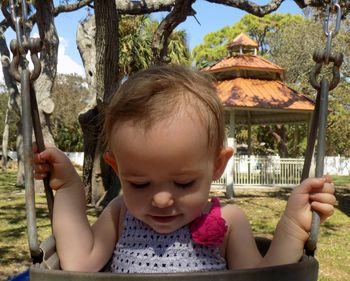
222;205;263;269
34;146;121;271
223;176;335;269
261;176;335;266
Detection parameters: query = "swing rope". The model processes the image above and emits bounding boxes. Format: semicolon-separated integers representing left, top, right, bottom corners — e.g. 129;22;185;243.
9;0;54;264
301;0;343;256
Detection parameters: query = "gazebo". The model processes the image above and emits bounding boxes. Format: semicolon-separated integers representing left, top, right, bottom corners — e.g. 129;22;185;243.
203;33;315;196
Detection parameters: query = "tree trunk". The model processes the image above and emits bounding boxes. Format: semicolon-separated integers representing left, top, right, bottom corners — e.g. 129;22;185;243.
16;122;24;186
77;2;121;207
1;109;9;170
32;1;58;145
94;0;121;207
0;22;23;179
270;125;288;157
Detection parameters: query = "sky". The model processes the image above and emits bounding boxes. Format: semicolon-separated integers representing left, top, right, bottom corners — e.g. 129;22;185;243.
0;0;303;81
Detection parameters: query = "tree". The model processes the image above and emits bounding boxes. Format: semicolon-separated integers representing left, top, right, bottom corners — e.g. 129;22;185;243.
118;15;190;76
192;13;304;68
51;74;89;152
268;17;350;156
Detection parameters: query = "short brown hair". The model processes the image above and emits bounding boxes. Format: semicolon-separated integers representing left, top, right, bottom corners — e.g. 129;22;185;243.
104;64;225;153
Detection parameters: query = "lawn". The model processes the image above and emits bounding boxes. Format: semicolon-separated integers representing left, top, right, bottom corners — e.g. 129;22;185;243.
1;169;349;281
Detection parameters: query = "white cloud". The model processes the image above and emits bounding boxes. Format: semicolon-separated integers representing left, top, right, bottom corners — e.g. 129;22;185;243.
57;37;85;77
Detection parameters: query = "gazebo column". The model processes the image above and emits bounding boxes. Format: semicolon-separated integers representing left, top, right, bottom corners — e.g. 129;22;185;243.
247;111;252;183
225;110;235;199
247;111;252;156
308;113;316;177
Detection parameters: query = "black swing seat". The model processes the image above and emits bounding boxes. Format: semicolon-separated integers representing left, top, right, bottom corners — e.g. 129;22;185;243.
29;236;319;281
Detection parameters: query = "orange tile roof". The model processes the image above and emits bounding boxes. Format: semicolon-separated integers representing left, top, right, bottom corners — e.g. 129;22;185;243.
217;78;314;111
227;33;258;49
205;55;284;74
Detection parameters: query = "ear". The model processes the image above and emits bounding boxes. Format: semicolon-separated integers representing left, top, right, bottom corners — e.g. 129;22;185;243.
212;147;233;181
103;151;119;175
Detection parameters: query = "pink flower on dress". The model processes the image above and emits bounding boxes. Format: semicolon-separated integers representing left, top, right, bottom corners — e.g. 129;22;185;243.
190;197;228;247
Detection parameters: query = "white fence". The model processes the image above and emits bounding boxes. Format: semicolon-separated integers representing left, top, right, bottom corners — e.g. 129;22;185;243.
213;155;350;187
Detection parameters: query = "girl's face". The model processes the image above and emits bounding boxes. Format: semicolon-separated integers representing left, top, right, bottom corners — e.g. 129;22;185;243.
105;112;232;234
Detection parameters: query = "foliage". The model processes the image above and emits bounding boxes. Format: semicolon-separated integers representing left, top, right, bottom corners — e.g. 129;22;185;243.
51;74;89;152
234;124;308;157
268;16;350;91
192;13;304;68
268;18;350;156
119;15;190;76
326;82;350;156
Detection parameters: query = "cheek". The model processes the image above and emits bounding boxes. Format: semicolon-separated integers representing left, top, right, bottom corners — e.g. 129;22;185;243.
122;187;146;213
180;188;210;217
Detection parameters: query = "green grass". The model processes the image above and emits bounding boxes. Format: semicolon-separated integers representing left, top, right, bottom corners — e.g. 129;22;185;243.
332;175;350;187
1;170;349;280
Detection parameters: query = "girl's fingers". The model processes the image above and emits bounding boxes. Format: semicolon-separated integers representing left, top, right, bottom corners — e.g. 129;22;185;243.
296;175;334;195
312;182;335;194
310;201;335;218
34;172;48;180
309;193;337;205
34;163;51;174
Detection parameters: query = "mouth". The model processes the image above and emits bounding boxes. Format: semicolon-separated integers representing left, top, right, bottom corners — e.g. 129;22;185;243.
149;214;180;224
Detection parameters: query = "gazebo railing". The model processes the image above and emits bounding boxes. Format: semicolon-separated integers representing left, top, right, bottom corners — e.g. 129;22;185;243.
213;156;305;187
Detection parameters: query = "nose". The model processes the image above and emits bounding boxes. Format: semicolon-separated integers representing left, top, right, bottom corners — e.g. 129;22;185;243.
152;191;174;208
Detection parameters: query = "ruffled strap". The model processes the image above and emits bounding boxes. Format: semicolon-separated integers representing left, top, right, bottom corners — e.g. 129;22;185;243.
190;197;228;247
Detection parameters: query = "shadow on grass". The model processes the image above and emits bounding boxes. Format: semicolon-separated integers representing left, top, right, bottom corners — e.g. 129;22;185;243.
335;187;350;217
232;187;350;217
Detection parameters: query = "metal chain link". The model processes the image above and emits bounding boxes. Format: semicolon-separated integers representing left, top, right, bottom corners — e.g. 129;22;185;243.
304;0;343;256
10;0;29;55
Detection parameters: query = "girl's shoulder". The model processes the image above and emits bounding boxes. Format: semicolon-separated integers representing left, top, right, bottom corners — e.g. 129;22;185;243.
105;195;128;236
220;202;249;228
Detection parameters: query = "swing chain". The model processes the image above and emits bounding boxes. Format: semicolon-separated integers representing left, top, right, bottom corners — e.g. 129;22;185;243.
9;0;49;264
309;0;343;91
323;0;341;64
10;0;30;55
9;0;42;83
305;0;343;256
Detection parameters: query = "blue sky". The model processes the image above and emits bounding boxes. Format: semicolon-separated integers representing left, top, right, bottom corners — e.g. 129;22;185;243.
1;1;303;79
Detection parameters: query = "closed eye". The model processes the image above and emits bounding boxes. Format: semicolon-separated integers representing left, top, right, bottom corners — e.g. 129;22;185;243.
129;182;150;189
174;180;195;188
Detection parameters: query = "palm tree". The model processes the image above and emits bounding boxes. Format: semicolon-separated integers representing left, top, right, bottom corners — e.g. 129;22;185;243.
119;15;190;76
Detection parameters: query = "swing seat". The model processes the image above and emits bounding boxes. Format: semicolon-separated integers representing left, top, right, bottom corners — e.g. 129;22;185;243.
27;236;319;281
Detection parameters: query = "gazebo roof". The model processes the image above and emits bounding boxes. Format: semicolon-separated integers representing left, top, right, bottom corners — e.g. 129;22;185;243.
217;78;314;110
204;54;284;77
217;78;315;124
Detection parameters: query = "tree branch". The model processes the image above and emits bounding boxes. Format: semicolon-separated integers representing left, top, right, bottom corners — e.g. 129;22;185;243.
1;5;15;30
152;0;195;64
115;0;174;14
53;0;93;16
204;0;285;17
53;0;175;16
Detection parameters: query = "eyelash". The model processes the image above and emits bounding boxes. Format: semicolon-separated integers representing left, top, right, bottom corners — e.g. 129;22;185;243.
129;182;150;189
128;181;196;189
174;180;195;188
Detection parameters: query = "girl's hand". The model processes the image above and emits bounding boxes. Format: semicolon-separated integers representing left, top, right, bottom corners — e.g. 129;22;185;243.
33;144;81;190
283;176;336;238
